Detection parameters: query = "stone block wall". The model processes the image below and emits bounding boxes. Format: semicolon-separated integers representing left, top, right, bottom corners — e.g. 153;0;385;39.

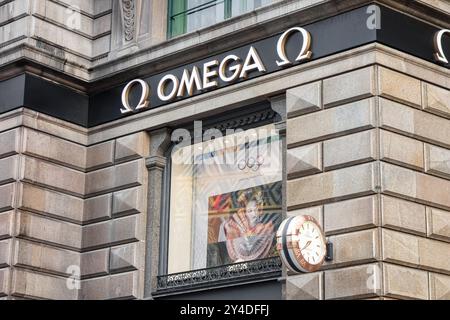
0;125;149;300
0;0;168;80
285;66;450;300
0;0;113;79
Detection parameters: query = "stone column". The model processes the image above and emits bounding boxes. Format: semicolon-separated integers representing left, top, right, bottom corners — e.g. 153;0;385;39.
144;128;172;299
270;95;287;218
270;95;288;299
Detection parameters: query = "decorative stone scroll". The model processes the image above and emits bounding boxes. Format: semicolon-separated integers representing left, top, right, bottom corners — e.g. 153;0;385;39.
121;0;136;41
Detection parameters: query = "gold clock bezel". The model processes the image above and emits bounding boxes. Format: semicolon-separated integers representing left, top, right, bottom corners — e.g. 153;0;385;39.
277;215;326;273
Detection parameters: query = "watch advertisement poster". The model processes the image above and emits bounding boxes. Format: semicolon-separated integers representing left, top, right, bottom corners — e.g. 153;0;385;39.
206;181;282;267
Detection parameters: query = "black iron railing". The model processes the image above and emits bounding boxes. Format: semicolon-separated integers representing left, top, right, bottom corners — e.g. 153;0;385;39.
156;256;282;294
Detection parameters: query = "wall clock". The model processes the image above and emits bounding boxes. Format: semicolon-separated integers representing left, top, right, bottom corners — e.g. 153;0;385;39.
276;215;327;273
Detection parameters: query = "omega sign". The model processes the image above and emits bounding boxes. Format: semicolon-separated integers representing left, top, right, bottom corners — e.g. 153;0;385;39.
120;27;312;114
434;29;450;64
120;26;449;114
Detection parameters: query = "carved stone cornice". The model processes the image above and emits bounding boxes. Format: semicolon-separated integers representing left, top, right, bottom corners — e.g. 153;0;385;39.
145;155;167;170
211;109;277;132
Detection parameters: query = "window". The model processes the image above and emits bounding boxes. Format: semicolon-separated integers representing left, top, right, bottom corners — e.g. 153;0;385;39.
166;114;283;277
168;0;274;38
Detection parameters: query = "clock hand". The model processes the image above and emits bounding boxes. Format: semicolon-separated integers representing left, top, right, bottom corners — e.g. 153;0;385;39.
301;240;312;251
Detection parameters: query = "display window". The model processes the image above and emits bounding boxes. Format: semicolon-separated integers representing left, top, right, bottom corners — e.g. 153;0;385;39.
167;123;282;273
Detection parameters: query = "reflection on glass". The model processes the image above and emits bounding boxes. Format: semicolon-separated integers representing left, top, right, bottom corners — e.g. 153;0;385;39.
168;124;282;274
186;0;226;33
169;0;275;37
208;182;281;267
231;0;272;17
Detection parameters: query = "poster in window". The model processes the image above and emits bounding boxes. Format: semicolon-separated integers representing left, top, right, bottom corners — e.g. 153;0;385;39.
206;181;282;267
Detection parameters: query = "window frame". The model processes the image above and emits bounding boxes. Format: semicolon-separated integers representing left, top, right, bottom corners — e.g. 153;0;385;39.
156;101;283;295
167;0;255;38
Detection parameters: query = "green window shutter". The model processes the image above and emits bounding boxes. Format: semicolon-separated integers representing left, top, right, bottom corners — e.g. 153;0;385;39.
169;0;187;38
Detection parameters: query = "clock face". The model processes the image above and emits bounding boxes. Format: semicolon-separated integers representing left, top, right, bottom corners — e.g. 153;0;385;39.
296;221;326;267
276;215;327;273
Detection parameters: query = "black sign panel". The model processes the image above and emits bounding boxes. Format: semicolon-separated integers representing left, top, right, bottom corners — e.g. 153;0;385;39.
377;6;450;64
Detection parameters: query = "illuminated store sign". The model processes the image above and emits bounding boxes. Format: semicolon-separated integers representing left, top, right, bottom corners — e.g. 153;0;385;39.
434;29;450;64
121;27;312;114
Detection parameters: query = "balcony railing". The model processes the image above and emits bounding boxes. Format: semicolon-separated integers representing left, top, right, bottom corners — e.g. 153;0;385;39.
156;256;282;294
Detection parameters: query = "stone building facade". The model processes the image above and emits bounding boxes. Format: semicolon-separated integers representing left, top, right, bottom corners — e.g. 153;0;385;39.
0;0;449;300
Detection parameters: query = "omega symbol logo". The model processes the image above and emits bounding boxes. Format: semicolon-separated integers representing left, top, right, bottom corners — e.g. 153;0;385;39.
276;27;313;67
434;29;450;64
120;79;150;114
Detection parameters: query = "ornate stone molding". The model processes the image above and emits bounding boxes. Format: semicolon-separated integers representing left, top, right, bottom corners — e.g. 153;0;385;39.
110;0;164;58
145;155;167;170
121;0;136;42
211;109;278;132
149;128;172;158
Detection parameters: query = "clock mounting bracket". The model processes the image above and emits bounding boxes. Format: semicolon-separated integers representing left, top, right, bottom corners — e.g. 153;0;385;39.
325;241;334;262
